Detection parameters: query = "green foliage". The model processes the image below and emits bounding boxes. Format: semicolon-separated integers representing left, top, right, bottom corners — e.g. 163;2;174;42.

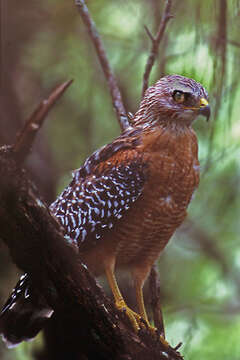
2;0;240;358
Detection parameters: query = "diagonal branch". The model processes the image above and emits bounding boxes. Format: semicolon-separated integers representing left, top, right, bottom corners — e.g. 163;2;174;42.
75;0;129;131
149;265;165;339
12;80;73;163
205;0;227;174
142;0;173;98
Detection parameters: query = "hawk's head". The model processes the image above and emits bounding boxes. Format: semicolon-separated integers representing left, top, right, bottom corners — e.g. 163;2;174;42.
134;74;210;127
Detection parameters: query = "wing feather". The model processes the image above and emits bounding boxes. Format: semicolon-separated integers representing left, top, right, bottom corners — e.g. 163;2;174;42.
50;144;148;249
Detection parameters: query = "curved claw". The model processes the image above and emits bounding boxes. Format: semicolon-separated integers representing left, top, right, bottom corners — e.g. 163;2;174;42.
115;299;170;348
116;299;142;332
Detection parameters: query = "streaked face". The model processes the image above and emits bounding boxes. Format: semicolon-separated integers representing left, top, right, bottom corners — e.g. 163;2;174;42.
136;75;210;126
165;76;210;122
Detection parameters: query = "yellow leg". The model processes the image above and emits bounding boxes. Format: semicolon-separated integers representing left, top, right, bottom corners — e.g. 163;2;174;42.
135;280;170;347
105;266;142;332
135;282;149;324
105;264;170;347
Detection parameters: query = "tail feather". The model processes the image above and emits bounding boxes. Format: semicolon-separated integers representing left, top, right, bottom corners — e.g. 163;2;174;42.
0;274;53;348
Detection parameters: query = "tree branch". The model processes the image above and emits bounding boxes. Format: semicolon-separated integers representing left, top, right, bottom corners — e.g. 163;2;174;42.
12;80;73;164
205;0;227;173
75;0;129;131
142;0;173;98
228;38;240;48
149;265;165;339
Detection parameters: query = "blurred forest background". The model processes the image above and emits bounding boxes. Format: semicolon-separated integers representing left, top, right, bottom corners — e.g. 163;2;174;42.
0;0;240;359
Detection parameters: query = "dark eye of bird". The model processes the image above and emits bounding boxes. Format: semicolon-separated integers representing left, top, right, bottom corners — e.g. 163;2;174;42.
172;90;185;103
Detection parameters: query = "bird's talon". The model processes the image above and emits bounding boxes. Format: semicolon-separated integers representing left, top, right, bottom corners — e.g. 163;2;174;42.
144;325;170;348
159;335;171;348
139;316;148;328
115;299;170;347
115;300;143;332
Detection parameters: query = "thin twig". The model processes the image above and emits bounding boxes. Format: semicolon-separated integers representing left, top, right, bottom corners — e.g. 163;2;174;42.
228;39;240;48
149;264;165;338
75;0;129;131
144;1;173;335
12;80;73;163
142;0;173;98
144;25;155;43
205;0;227;174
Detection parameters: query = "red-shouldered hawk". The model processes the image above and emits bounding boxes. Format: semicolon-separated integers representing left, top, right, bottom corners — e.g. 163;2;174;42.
0;75;210;347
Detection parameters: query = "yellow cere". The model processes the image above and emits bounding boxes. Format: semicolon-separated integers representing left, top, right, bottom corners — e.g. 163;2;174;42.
199;98;208;107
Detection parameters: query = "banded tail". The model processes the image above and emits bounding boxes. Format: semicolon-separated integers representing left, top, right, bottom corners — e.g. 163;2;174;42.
0;274;53;347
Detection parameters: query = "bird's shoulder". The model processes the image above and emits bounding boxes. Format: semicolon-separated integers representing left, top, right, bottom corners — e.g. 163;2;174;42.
50;127;149;248
75;126;143;179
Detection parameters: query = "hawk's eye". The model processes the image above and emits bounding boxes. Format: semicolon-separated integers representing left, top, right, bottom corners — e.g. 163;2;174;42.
173;90;185;103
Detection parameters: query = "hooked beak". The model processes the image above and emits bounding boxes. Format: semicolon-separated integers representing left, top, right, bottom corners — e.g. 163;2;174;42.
198;98;210;121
